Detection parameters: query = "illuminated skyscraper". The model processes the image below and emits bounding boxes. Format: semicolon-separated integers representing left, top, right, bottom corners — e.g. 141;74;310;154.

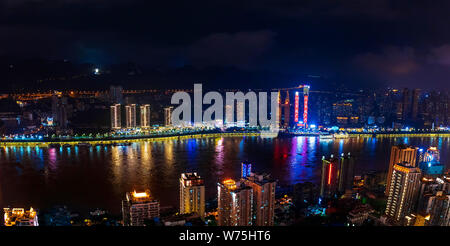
125;104;137;128
385;163;421;224
3;207;38;226
236;101;245;127
385;145;419;195
411;89;421;121
320;155;339;198
303;85;310;128
217;179;253;226
294;91;300;124
320;153;355;198
122;190;160;226
164;106;173;127
179;173;205;218
337;153;355;194
225;104;234;127
242;172;276;226
110;104;121;130
402;88;411;121
51;94;68;130
140;104;151;128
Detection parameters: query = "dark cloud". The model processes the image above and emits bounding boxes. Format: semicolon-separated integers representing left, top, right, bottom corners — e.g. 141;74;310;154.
354;47;419;76
187;30;275;69
429;44;450;66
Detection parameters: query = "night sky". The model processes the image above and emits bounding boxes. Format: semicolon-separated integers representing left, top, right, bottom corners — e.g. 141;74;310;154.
1;0;450;89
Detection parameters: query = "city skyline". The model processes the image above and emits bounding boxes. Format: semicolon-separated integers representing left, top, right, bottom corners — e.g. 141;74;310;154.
1;0;450;237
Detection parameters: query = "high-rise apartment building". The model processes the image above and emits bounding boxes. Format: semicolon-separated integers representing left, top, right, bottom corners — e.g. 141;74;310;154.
411;89;421;120
320;155;339;198
386;145;419;195
122;190;160;226
164;106;173;127
242;172;276;226
385;163;421;224
338;153;355;194
125;104;137;128
236;101;245;127
225;104;234;127
179;173;205;218
110;104;121;130
51;94;68;130
320;153;355;198
402;88;411;121
140;104;151;128
217;179;253;226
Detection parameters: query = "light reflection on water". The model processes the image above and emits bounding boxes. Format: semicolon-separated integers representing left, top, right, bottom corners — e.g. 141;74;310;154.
0;136;448;214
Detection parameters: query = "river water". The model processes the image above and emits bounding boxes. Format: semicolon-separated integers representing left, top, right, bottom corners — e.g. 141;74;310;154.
0;136;448;215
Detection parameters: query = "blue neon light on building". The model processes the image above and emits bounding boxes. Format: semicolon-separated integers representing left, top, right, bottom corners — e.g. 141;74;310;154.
241;162;252;178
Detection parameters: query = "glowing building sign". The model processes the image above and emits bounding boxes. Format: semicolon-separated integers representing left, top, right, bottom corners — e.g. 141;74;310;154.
303;85;310;128
294;91;299;123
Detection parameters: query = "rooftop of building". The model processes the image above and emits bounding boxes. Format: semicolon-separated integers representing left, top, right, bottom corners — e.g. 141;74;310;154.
181;173;204;186
125;190;158;203
393;163;421;173
219;179;252;192
243;172;276;185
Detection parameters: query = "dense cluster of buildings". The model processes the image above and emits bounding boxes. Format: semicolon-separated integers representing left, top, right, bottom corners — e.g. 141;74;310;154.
1;84;448;137
315;144;449;226
119;164;277;227
382;145;449;226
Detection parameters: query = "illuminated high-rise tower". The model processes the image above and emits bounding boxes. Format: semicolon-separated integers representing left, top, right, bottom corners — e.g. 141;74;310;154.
122;190;160;226
242;172;276;226
411;89;421;120
125;104;137;128
385;163;421;224
294;91;300;125
385;145;419;195
217;179;253;226
164;106;173;127
140;104;151;128
303;85;310;128
320;153;354;198
320;155;339;198
179;173;205;218
283;90;290;128
110;104;121;130
225;104;234;127
236;101;245;127
337;153;355;194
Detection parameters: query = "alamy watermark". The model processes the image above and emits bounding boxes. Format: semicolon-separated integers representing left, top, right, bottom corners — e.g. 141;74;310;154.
170;84;279;132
